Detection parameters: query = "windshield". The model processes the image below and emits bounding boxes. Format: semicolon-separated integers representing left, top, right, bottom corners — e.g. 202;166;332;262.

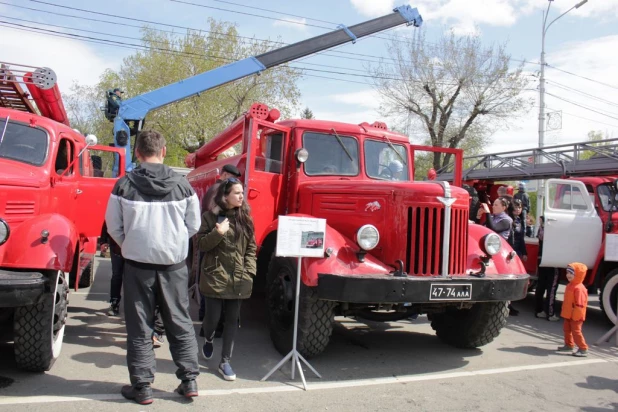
365;139;410;181
302;131;359;176
0;119;48;166
597;184;618;212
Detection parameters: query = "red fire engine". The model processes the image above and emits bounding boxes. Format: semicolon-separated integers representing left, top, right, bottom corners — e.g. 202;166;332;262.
437;138;618;324
0;62;124;371
184;103;529;358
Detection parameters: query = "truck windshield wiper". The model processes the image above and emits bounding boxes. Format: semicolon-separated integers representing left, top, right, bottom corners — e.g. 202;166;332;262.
0;116;9;146
331;128;353;162
382;134;407;165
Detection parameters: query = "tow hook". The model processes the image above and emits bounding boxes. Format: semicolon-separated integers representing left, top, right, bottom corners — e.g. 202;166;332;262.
393;260;407;277
471;255;490;278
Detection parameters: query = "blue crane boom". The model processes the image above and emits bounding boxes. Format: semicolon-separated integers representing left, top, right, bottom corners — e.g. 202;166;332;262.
113;5;423;171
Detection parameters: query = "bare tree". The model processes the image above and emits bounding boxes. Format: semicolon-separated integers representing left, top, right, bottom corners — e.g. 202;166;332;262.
371;30;533;170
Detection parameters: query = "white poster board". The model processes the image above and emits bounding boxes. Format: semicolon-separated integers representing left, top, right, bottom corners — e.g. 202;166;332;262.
276;216;326;258
605;233;618;262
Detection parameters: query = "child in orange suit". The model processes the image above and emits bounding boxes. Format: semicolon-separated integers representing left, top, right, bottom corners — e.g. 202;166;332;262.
557;262;589;357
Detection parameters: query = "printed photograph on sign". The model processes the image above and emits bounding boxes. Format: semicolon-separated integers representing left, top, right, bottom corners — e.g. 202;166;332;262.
301;231;324;249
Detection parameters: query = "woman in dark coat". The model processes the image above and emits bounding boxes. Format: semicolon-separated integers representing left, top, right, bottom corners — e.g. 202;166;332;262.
197;177;257;381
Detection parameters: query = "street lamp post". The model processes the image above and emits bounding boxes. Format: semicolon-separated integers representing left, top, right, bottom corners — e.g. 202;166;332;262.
536;0;588;227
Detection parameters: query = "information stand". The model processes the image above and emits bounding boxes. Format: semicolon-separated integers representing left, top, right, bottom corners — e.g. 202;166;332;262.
595;275;618;347
261;216;326;390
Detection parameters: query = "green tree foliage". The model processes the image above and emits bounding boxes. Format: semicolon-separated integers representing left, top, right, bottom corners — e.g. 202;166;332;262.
371;30;532;170
65;20;302;166
301;107;314;119
581;130;614;160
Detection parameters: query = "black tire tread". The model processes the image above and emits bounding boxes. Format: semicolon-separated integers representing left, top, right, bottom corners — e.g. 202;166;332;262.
430;301;509;348
13;272;68;372
267;256;336;358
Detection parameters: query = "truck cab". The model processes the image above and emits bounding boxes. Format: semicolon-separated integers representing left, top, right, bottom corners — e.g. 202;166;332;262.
187;103;529;358
0;107;124;372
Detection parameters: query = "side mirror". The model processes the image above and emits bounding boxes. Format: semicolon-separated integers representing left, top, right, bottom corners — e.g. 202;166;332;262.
85;134;98;146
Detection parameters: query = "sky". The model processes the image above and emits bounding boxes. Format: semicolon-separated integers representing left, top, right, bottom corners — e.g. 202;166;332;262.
1;0;617;154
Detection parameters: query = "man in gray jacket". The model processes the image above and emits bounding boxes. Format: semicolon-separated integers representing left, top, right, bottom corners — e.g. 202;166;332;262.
105;130;201;405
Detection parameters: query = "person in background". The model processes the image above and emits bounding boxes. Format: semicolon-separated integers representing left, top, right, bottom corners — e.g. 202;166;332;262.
511;199;528;263
557;263;589;357
105;130;201;404
514;182;531;229
477;197;519;316
198;178;257;382
525;214;535;237
535;216;560;321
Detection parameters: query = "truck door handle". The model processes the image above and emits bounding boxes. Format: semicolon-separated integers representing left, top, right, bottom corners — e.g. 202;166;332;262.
547;218;557;222
76;189;83;195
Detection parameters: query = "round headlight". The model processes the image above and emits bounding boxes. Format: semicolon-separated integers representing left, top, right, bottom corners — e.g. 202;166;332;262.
356;224;380;250
0;219;10;246
482;233;502;256
295;148;309;163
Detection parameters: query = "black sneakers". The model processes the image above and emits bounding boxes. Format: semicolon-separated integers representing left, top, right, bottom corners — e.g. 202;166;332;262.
176;380;199;398
121;384;153;405
107;299;120;316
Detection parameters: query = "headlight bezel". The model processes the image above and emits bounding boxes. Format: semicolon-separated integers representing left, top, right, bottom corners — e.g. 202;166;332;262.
482;233;502;256
356;224;380;251
0;218;10;246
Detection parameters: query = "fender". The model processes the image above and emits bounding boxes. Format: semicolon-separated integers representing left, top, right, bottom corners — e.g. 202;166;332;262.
467;223;526;276
1;214;78;272
260;214;391;287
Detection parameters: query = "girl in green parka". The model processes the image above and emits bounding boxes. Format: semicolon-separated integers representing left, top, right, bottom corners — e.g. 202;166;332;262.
197;177;257;381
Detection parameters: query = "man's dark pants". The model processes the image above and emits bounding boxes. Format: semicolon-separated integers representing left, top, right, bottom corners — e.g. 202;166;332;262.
535;266;560;317
123;260;199;386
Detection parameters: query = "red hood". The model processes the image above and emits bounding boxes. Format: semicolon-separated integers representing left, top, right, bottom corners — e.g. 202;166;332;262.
0;159;48;188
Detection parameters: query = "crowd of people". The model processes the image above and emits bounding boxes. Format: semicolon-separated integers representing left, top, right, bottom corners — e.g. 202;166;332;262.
103;130;256;405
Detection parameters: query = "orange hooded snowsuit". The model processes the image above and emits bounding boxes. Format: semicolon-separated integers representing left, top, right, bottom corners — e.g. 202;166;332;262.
561;262;588;321
561;262;588;351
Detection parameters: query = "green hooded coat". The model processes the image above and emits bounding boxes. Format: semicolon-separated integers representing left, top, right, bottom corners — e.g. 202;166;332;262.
197;206;257;299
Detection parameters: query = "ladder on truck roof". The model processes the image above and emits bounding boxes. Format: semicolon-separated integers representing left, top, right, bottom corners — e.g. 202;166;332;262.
0;63;37;113
436;138;618;182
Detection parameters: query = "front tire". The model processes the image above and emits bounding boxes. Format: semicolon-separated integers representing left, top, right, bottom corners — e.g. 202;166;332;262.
266;256;335;358
14;270;68;372
600;269;618;325
430;301;509;348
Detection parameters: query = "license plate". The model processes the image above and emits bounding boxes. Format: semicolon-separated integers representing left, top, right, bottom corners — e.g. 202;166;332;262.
429;283;472;301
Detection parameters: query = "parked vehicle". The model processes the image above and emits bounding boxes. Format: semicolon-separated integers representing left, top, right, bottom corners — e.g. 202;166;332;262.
437;139;618;324
0;63;124;371
184;103;529;358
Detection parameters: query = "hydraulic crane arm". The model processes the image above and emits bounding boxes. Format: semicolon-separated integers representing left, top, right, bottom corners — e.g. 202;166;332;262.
117;6;421;123
113;5;422;171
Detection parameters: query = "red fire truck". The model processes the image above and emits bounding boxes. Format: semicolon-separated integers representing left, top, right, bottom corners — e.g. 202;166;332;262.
184;103;529;358
438;139;618;324
0;63;124;371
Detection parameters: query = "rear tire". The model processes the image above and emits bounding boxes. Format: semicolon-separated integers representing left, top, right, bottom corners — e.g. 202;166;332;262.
266;256;335;358
78;262;94;288
14;271;68;372
430;301;509;348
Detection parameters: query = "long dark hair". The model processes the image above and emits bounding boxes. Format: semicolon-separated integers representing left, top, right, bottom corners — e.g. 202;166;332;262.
214;178;254;242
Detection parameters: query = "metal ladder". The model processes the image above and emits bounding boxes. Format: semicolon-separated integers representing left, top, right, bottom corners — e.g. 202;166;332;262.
0;63;37;114
436;138;618;181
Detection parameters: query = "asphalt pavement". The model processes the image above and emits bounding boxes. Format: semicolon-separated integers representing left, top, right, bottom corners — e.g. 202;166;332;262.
0;257;616;411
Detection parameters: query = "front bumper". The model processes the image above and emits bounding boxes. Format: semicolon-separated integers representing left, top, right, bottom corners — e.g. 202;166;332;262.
0;270;47;308
317;273;530;303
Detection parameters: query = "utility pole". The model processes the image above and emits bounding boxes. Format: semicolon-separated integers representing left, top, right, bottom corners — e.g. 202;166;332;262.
536;0;588;227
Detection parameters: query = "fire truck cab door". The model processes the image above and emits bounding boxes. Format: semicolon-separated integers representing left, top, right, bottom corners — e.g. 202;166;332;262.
246;120;291;238
542;178;602;268
75;145;125;238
